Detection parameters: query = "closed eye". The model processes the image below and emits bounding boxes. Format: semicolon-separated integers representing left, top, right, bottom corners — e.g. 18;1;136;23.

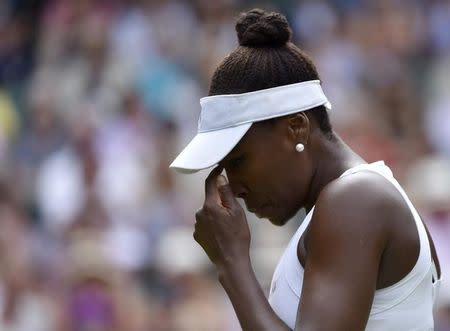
228;155;245;170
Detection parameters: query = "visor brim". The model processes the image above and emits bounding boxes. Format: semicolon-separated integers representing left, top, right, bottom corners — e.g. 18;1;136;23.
170;123;252;174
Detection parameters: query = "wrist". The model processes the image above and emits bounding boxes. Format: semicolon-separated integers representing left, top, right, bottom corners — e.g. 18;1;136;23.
217;255;252;285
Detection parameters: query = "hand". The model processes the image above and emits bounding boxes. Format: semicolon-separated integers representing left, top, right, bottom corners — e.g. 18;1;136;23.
194;166;251;268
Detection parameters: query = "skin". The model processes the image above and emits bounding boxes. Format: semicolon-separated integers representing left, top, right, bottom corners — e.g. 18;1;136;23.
193;113;441;331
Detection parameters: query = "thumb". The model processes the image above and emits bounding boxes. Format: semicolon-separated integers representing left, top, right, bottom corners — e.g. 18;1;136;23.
217;175;235;208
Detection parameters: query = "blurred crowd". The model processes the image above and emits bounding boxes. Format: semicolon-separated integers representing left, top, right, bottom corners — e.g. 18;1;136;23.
0;0;449;330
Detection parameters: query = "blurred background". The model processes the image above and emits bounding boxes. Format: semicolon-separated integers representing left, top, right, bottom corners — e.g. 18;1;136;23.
0;0;449;330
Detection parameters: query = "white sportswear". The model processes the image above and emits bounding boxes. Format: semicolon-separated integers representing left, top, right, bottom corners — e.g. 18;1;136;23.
268;161;441;330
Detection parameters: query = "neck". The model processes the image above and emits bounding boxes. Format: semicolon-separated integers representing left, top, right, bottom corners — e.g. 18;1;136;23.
303;133;365;213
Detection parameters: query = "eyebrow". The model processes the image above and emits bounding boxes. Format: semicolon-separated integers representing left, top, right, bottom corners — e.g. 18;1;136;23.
220;152;244;166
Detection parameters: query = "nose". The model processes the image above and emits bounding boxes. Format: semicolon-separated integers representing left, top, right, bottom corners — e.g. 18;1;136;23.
226;173;248;199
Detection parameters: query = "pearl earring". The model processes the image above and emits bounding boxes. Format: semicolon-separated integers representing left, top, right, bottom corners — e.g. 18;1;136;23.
295;143;305;152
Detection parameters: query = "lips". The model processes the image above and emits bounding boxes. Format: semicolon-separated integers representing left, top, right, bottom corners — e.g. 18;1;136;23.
246;203;269;216
247;206;257;213
245;202;259;213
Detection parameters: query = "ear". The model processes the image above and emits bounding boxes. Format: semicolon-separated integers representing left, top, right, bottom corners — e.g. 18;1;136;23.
286;113;310;145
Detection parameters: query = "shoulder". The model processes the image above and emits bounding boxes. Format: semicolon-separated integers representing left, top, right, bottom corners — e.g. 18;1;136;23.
308;170;406;252
316;170;406;226
297;171;404;330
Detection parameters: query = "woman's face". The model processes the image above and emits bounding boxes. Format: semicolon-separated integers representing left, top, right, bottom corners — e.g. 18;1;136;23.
219;115;313;226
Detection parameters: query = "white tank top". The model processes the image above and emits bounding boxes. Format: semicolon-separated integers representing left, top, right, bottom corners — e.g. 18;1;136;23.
268;161;441;331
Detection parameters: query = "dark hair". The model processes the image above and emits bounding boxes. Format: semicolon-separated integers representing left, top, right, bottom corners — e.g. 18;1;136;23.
209;8;332;137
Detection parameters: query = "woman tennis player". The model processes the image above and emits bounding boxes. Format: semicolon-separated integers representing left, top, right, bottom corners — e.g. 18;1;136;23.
170;9;441;331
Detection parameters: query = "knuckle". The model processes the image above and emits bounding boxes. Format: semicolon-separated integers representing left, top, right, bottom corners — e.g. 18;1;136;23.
203;202;215;213
230;205;243;217
195;208;203;219
218;184;227;192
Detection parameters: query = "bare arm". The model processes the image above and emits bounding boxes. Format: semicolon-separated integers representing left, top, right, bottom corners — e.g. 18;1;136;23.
218;258;291;331
296;173;389;330
194;167;290;330
195;169;390;331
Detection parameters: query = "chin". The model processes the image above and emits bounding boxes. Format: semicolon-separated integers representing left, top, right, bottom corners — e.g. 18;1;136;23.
267;214;289;227
266;208;296;226
252;205;292;226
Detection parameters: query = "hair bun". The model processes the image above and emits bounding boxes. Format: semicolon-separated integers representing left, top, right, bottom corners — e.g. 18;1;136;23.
236;9;292;47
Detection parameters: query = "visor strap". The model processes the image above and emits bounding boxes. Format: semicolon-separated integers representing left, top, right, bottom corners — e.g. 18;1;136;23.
198;80;331;132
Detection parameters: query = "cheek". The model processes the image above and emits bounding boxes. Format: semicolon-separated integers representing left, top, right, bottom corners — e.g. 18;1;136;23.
269;172;309;215
244;157;289;198
234;158;271;184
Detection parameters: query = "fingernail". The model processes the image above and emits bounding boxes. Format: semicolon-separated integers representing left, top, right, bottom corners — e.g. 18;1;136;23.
217;175;228;186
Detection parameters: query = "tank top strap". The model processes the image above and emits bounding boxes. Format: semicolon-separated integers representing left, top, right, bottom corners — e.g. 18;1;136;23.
339;161;393;179
432;261;441;306
340;161;431;264
339;161;436;310
270;161;437;329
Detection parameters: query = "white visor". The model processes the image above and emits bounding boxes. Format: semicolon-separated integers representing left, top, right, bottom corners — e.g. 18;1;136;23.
170;80;331;173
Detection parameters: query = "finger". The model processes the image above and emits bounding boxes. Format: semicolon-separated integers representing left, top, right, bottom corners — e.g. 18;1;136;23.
195;208;202;223
204;165;223;204
193;230;199;243
217;175;236;209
